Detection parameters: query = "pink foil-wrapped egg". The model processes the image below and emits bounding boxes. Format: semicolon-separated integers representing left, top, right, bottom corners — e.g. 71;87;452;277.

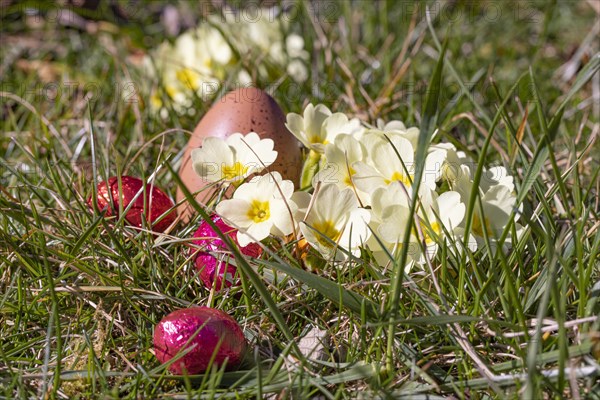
153;307;247;374
88;176;176;233
191;215;262;290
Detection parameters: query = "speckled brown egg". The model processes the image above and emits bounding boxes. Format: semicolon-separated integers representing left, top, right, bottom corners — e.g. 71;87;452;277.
153;307;247;375
176;87;302;221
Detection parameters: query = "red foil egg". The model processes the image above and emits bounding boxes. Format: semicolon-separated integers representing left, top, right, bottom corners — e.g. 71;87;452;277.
191;215;262;290
153;307;247;375
88;176;176;233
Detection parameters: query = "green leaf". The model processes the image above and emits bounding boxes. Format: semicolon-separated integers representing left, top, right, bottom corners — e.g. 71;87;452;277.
257;259;380;321
517;54;599;205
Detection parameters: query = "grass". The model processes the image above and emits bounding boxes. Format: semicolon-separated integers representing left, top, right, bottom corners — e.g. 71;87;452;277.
1;0;599;398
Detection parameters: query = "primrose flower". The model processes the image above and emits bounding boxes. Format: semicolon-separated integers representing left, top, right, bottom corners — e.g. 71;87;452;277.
313;134;369;202
366;182;414;268
429;142;473;184
453;165;520;250
215;172;296;246
191;132;277;184
145;8;309;115
411;189;466;263
367;183;465;266
352;133;446;198
286;104;360;153
375;120;420;148
300;184;371;259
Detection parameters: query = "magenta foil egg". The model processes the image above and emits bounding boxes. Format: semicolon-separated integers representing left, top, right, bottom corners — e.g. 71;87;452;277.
191;215;262;290
153;307;247;375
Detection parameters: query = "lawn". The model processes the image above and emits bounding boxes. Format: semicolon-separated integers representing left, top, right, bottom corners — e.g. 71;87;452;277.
1;1;599;398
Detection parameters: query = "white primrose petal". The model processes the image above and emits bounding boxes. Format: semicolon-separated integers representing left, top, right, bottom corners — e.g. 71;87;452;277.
481;202;512;232
369;138;414;187
244;220;273;243
423;149;446;189
270;199;296;237
346;118;366;138
377;204;411;244
308;104;333;138
383;120;407;132
483;184;516;217
313;165;344;188
225;132;244;144
300;222;332;258
372;182;411;220
453;165;476;202
285;113;311;148
312;185;357;224
272;178;294;200
191;137;234;181
228;132;278;173
239;131;261;145
232;180;257;200
402;127;420;148
234;175;274;202
193;138;223;163
216;199;253;228
352;162;387;194
325;134;364;168
236;231;254;247
369;187;389;223
338;208;371;252
361;130;388;151
322;113;350;143
387;135;415;164
482;166;514;192
290;191;311;222
453;227;479;252
436;191;465;230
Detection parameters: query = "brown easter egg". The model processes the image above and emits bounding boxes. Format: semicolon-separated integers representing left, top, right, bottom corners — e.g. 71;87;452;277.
88;176;176;233
176;87;302;221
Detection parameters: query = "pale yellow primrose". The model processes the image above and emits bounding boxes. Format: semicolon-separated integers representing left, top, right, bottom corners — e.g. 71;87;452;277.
300;183;371;259
191;132;277;184
352;132;446;199
216;172;296;247
189;104;520;269
452;164;521;250
286;104;363;154
145;8;309;115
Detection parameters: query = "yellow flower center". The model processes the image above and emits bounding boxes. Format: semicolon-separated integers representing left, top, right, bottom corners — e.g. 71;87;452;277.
150;91;163;108
422;221;440;244
152;86;178;107
472;213;492;237
343;166;356;186
385;171;412;186
247;200;270;223
222;162;249;181
313;220;341;247
165;85;178;99
176;68;201;91
309;135;328;145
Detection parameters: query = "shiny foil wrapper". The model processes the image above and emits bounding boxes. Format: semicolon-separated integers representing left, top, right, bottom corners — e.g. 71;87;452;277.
88;176;176;233
191;215;261;290
153;307;247;374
